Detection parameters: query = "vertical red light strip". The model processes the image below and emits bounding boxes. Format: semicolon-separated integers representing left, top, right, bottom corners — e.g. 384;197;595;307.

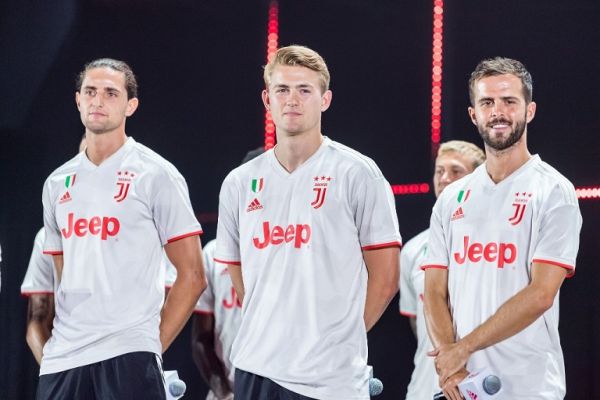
264;1;279;150
431;0;444;159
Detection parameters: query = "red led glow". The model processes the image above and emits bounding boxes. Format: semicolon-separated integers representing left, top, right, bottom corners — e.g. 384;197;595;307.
430;0;444;158
264;0;279;150
576;186;600;200
391;183;431;195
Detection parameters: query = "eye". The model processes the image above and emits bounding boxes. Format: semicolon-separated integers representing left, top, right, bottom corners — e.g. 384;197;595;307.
84;89;95;96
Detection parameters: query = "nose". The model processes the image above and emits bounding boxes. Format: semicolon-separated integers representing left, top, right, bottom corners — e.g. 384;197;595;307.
91;93;103;107
490;102;505;117
440;170;452;183
285;90;300;106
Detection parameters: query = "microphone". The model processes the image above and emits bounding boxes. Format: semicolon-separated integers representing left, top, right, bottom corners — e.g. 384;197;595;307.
369;377;383;396
164;370;187;400
458;367;502;399
367;365;384;396
169;379;187;397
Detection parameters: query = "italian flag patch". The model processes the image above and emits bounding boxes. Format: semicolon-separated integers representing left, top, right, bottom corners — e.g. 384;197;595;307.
65;174;76;188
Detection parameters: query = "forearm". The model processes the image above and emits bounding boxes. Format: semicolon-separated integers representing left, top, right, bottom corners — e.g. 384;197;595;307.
424;293;456;348
460;284;554;354
26;322;52;365
192;338;232;396
364;277;398;331
363;247;399;331
160;271;206;352
227;265;244;305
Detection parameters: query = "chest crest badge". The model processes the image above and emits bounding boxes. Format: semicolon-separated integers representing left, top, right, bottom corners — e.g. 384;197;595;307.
508;192;533;225
114;171;136;202
311;176;332;209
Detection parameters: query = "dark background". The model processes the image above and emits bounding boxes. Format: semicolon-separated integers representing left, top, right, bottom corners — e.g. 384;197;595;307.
0;0;598;398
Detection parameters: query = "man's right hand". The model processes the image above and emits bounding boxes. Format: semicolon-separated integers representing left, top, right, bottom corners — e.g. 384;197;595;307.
441;368;469;400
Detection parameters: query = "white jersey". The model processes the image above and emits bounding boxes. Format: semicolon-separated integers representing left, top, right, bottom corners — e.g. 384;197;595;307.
21;228;56;295
41;137;201;375
423;155;582;399
196;239;241;389
398;229;439;399
216;137;402;400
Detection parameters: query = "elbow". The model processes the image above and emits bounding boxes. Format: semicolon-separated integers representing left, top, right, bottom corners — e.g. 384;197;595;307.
382;279;399;301
532;289;556;314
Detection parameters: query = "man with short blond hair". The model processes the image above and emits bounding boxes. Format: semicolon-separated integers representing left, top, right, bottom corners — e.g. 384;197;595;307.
216;45;402;400
399;140;484;400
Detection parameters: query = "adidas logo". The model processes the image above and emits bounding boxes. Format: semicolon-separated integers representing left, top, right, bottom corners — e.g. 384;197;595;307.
246;198;263;212
451;206;464;221
59;191;72;204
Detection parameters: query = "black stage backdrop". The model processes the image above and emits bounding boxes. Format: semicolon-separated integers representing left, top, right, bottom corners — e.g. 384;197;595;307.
0;1;598;398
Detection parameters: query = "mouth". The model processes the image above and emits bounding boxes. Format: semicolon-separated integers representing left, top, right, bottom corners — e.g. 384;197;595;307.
488;120;511;129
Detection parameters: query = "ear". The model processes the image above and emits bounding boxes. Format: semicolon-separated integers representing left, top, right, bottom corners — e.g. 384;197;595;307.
261;89;270;111
467;106;477;126
125;97;139;117
75;92;81;111
526;101;536;123
321;90;333;112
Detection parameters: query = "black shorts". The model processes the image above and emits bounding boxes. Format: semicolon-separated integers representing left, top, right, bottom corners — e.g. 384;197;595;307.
234;369;316;400
36;351;166;400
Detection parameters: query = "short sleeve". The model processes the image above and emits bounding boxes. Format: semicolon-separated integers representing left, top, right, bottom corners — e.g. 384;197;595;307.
151;171;202;245
21;229;55;295
42;178;63;255
421;199;449;270
215;174;241;265
354;171;402;250
532;185;582;275
399;248;417;317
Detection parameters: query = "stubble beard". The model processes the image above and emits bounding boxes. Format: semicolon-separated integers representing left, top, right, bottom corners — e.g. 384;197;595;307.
478;115;527;152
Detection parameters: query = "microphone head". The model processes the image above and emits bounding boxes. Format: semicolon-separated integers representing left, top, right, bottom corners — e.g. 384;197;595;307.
482;375;501;395
169;379;187;397
369;377;383;396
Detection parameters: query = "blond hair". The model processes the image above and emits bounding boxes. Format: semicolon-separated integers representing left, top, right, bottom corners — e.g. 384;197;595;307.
438;140;485;170
264;45;330;93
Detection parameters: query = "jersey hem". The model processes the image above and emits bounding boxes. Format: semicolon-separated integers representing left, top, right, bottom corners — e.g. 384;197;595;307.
167;230;203;243
361;240;402;251
43;250;63;255
21;290;54;298
400;310;417;318
214;258;241;266
420;264;447;271
193;309;214;315
532;258;575;277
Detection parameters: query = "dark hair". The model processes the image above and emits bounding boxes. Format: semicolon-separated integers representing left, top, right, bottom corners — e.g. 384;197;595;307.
469;57;532;105
76;58;138;99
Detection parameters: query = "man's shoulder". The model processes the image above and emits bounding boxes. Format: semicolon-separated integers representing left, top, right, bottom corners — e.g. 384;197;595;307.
223;150;271;185
325;138;384;179
529;156;578;203
128;140;182;178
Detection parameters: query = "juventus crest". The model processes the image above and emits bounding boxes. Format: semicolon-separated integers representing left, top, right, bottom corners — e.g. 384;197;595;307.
114;170;136;202
508;192;532;225
311;176;332;209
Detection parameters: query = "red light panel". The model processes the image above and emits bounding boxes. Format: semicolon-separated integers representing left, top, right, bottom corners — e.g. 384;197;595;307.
264;1;279;150
430;0;444;158
576;186;600;200
391;183;431;195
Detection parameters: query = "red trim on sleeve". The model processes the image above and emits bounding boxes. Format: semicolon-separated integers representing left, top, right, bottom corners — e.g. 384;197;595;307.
420;264;447;271
43;250;63;255
164;285;173;290
20;291;54;298
193;310;215;316
532;258;575;278
214;258;241;266
361;241;402;251
400;310;417;318
166;230;203;243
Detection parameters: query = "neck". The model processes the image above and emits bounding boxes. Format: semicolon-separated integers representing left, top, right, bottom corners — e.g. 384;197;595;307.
85;130;128;166
484;133;531;183
273;130;323;173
